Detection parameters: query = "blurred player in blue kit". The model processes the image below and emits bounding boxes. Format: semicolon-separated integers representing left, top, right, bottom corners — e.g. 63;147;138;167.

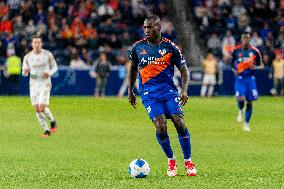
128;15;197;177
231;33;263;131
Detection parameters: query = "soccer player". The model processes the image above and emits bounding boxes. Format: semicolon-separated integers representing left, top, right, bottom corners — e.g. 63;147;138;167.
128;15;197;177
231;33;263;131
22;35;58;138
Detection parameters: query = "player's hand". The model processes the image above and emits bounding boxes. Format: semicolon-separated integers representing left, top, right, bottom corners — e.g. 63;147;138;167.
179;91;188;106
43;72;50;78
128;90;137;109
23;68;29;75
90;72;97;78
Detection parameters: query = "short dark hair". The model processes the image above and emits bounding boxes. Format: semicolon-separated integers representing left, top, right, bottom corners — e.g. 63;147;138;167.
32;34;43;41
145;15;161;26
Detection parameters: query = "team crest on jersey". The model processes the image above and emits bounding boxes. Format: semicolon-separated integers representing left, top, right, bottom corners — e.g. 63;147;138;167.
140;50;147;55
159;49;167;56
238;53;242;57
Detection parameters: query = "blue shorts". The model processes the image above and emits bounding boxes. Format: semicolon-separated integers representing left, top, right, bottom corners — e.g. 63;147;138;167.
235;76;258;101
142;95;184;120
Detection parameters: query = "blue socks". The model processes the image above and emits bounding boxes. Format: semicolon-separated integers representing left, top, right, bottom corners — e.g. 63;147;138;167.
238;100;244;110
156;129;192;160
156;131;174;159
178;128;191;160
245;103;252;123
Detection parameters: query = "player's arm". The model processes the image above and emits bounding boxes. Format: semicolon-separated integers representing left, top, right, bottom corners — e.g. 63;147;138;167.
172;44;189;106
22;55;29;76
178;64;189;106
253;48;264;69
45;52;58;78
128;63;138;108
128;46;139;109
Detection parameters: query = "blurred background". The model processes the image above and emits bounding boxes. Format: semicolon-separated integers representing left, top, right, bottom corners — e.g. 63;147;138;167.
0;0;283;96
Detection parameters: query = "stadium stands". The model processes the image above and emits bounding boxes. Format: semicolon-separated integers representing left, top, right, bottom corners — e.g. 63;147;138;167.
0;0;174;67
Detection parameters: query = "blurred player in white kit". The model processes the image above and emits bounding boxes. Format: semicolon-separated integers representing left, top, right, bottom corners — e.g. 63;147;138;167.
22;35;58;138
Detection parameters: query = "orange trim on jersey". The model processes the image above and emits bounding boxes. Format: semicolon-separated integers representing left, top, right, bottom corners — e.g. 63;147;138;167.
140;53;172;84
237;55;256;74
232;44;242;52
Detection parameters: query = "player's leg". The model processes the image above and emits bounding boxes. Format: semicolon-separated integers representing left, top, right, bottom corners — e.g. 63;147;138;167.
95;77;101;96
207;75;216;97
235;78;245;123
143;99;176;176
30;83;50;137
171;114;197;176
35;105;50;137
237;97;245;123
165;96;196;176
243;77;258;131
41;104;57;133
39;82;57;133
153;114;176;176
153;115;174;159
243;101;252;131
101;77;107;97
200;74;209;97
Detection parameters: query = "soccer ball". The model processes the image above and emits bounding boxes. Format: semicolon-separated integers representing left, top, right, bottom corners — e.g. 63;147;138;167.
128;159;150;178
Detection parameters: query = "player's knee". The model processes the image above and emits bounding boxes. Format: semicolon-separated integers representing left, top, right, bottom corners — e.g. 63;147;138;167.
153;116;167;133
237;96;245;101
38;105;45;112
171;114;187;134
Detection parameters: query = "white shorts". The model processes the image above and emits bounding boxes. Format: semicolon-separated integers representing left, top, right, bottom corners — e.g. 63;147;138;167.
202;74;216;85
30;78;51;106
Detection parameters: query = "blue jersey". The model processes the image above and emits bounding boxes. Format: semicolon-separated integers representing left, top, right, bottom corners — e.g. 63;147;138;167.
129;37;185;99
231;45;262;77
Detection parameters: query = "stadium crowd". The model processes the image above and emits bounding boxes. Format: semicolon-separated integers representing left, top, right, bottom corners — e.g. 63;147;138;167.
0;0;174;68
0;0;283;96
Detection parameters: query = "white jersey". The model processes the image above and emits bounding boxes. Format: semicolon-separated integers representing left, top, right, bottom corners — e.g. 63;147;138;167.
22;49;58;106
22;49;58;80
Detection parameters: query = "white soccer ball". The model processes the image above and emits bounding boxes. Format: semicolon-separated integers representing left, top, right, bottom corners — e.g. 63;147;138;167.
128;159;150;178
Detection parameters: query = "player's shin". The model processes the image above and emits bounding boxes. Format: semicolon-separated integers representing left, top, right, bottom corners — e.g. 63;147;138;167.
156;131;174;159
245;103;253;123
44;107;55;122
200;85;207;97
238;100;244;110
36;112;49;131
177;128;191;161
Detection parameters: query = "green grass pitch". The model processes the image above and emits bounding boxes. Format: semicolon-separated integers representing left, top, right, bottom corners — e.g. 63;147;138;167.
0;96;283;188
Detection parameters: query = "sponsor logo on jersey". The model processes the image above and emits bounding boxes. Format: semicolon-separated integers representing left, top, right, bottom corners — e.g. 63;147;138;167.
140;56;167;65
140;50;147;55
159;49;167;56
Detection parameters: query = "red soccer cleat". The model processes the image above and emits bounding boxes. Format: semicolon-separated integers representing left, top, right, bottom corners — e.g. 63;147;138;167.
50;127;57;134
50;121;57;134
167;159;178;177
42;130;51;138
185;160;197;176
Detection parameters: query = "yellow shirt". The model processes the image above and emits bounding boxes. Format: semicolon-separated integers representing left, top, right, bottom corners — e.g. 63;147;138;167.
273;59;284;79
7;55;21;75
203;58;217;75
